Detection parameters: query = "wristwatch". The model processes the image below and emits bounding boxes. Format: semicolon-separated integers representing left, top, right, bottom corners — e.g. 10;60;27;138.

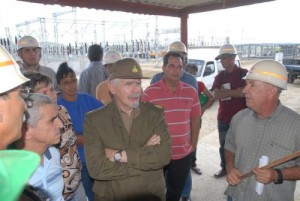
114;150;122;162
273;169;283;184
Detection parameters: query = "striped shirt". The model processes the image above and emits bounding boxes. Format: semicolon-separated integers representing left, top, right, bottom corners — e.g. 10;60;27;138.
141;79;201;160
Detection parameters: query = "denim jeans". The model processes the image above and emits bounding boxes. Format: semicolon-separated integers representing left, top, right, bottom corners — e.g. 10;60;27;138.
217;121;230;170
81;163;94;201
181;170;192;197
66;182;87;201
227;196;233;201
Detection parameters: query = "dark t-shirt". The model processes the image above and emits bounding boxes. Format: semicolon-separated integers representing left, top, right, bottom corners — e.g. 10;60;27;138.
212;66;248;124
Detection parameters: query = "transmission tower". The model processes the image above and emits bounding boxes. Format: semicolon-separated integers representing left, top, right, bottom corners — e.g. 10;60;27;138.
53;8;76;44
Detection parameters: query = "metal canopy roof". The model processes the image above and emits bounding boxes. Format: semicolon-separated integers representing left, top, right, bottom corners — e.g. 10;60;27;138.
18;0;274;17
17;0;274;45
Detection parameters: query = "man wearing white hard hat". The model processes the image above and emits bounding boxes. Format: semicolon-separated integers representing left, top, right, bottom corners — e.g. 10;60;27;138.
95;50;122;104
212;43;248;178
224;60;300;201
17;36;58;91
0;45;29;149
0;45;42;200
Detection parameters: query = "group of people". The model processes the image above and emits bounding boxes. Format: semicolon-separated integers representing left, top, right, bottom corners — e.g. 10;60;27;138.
0;35;299;201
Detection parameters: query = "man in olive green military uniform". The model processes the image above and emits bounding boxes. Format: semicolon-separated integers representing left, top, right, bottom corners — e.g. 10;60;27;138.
84;58;171;201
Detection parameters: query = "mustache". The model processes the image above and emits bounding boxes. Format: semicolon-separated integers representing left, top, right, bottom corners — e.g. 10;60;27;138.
129;93;141;98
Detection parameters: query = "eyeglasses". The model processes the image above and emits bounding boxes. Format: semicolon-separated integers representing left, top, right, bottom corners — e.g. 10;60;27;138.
219;54;235;60
20;86;31;99
20;86;33;108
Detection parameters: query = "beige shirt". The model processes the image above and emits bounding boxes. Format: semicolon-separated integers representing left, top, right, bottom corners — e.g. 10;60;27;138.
118;106;141;133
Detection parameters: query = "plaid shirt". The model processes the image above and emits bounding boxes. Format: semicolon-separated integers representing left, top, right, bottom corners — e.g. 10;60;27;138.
225;103;300;201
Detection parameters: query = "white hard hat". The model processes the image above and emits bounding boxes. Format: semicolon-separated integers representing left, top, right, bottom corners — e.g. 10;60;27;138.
246;59;288;90
17;36;41;50
0;45;29;93
215;43;237;60
103;50;122;65
167;41;187;54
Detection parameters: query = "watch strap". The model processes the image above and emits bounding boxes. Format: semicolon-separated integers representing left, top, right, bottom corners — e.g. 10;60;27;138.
273;168;283;184
114;150;122;162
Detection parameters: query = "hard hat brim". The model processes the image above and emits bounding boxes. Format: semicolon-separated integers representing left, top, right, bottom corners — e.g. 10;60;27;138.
215;54;236;60
246;73;287;90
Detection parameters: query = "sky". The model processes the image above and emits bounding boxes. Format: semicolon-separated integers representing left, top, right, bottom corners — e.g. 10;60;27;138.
0;0;300;45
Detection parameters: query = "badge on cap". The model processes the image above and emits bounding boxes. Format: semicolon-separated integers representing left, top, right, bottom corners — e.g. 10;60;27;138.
154;105;163;109
132;66;139;73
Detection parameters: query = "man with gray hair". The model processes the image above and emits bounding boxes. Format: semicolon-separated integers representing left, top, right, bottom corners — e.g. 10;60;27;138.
84;58;171;201
15;93;64;201
225;60;300;201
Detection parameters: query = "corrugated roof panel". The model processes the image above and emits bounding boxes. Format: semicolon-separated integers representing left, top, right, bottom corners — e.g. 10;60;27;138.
124;0;218;9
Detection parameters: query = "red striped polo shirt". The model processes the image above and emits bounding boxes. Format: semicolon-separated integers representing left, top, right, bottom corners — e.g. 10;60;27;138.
141;79;201;160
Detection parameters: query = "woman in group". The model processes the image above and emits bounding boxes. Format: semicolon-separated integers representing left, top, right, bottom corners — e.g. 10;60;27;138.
56;62;104;201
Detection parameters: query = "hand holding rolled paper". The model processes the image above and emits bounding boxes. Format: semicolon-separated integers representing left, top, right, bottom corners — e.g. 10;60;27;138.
239;150;300;180
255;156;269;195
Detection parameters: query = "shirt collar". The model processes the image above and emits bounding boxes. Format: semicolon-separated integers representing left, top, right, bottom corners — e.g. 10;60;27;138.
115;102;141;118
159;78;183;92
44;148;52;160
19;63;41;73
252;101;283;120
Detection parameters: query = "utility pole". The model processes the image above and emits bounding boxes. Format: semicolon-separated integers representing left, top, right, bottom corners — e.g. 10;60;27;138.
131;18;134;42
102;20;105;45
52;7;76;44
154;16;160;67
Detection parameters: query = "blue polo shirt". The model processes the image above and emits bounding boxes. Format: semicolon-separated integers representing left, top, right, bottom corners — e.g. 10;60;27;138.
150;71;198;91
58;93;103;163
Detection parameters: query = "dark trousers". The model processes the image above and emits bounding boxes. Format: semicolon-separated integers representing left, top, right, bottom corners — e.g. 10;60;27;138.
165;153;192;201
82;163;94;201
217;121;230;170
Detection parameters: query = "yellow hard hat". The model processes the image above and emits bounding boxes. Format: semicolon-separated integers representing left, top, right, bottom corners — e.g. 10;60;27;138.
0;45;29;94
103;50;122;65
167;41;187;54
246;59;288;89
17;36;41;50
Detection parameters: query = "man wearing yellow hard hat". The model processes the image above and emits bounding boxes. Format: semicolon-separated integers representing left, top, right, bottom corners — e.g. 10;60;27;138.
0;44;29;149
225;60;300;201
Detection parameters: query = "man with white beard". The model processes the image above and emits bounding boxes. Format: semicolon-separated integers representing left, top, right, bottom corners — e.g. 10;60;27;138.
84;58;171;201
